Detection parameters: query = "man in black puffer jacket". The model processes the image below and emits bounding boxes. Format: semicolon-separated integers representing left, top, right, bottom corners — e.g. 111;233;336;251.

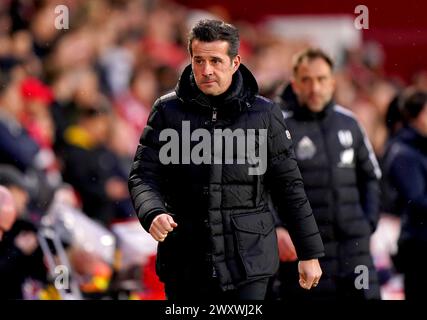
128;20;324;300
274;48;381;300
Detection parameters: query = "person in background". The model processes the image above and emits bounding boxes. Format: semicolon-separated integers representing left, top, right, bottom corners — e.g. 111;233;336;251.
60;105;133;226
0;185;17;241
0;166;47;299
274;48;382;300
382;91;427;300
0;72;39;172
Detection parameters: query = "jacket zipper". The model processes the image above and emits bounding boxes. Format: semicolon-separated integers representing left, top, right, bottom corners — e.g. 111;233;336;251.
210;105;218;278
318;120;340;267
212;107;218;124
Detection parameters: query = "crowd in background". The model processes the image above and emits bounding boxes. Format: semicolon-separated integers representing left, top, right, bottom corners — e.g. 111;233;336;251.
0;0;426;300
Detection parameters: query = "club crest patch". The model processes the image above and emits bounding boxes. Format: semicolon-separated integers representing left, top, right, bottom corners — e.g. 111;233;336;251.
296;136;316;160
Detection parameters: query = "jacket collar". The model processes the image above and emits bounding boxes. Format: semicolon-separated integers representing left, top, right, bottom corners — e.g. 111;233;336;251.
175;64;258;114
395;126;427;155
278;84;334;121
292;99;335;121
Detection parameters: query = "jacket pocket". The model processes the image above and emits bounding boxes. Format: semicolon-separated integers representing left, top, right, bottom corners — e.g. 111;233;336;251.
231;211;279;279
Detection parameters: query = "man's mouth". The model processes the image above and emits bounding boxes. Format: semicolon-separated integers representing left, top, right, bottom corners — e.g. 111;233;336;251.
309;95;321;101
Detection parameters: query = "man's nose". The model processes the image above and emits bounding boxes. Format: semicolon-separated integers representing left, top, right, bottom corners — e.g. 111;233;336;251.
311;80;321;93
202;63;213;76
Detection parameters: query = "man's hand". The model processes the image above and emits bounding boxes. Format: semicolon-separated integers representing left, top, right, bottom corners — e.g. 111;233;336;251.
149;213;178;242
276;227;298;262
298;259;322;290
105;177;129;200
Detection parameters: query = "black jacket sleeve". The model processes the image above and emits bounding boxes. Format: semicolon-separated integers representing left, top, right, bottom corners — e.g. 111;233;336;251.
355;124;381;232
266;103;324;260
128;99;168;232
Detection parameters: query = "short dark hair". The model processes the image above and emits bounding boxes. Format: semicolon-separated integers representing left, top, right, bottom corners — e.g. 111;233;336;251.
293;48;334;76
401;91;427;121
188;19;239;59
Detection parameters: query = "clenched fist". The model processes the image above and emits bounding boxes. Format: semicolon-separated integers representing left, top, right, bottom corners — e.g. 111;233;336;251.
298;259;322;290
149;213;178;242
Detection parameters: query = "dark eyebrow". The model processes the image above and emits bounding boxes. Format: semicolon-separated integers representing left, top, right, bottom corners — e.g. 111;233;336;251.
193;55;223;60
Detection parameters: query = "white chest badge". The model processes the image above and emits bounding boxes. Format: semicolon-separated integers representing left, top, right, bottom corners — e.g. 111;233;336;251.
337;130;354;167
296;136;316;160
338;130;353;147
338;148;355;167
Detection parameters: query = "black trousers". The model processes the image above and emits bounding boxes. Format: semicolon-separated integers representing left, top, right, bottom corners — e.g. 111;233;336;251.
399;240;427;300
404;266;427;300
164;276;269;301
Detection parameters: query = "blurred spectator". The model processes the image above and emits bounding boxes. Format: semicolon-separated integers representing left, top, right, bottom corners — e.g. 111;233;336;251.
382;91;427;300
380;87;426;215
155;65;179;95
60;104;133;226
20;77;55;148
141;5;188;69
113;67;158;157
29;3;62;59
0;72;40;172
0;185;17;241
11;30;43;77
0;165;47;300
0;165;30;217
385;94;405;140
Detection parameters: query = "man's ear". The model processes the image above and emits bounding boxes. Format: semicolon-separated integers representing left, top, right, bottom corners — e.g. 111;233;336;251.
290;77;298;94
232;55;241;72
331;77;337;91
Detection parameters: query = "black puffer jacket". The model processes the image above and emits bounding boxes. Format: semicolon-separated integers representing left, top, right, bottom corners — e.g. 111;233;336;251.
129;65;324;290
277;87;381;299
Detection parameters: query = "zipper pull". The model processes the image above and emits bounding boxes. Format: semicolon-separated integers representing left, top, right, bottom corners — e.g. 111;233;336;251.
212;107;217;123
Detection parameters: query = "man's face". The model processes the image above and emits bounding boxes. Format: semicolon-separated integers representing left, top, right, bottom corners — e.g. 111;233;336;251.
415;103;427;136
292;57;336;112
8;186;29;217
0;188;17;241
191;40;240;96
